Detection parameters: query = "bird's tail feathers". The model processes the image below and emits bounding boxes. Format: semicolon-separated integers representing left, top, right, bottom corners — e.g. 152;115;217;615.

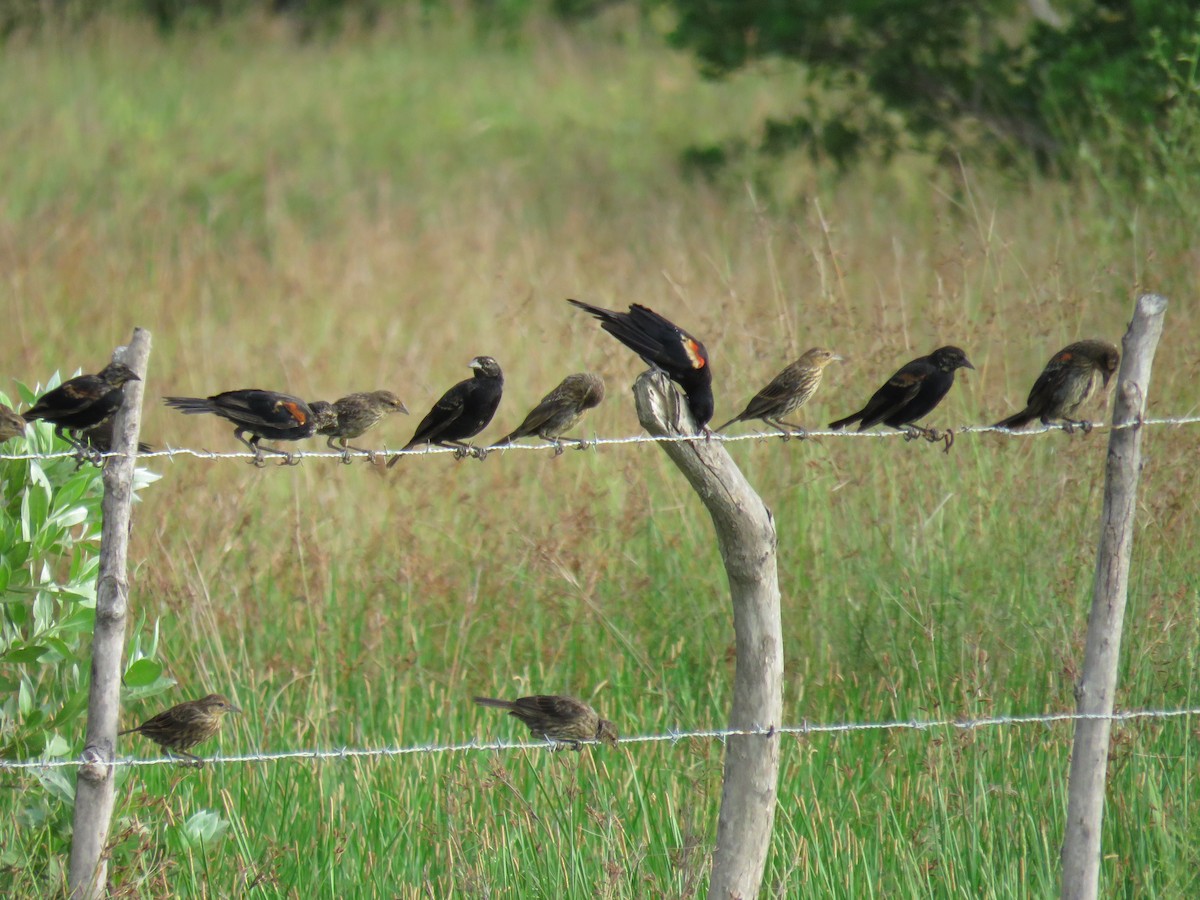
473;696;515;710
994;410;1034;430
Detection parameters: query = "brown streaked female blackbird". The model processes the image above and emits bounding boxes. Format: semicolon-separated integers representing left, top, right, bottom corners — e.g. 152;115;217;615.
492;372;605;453
567;299;714;430
164;389;317;465
80;419;153;455
994;340;1119;433
386;357;503;465
23;362;140;455
119;693;241;766
474;695;618;750
318;390;409;460
0;404;25;443
717;348;841;437
829;346;974;439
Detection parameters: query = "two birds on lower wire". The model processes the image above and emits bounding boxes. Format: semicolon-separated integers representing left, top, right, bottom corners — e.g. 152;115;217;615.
7;299;1121;465
119;693;617;766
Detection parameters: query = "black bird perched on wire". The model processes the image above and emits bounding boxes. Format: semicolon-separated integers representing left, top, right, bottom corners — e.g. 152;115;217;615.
717;347;841;437
829;346;974;446
23;362;141;458
387;356;504;465
492;372;605;454
80;419;154;455
119;693;241;766
474;694;618;750
0;404;26;443
566;299;713;431
316;390;409;461
164;389;318;465
994;340;1119;434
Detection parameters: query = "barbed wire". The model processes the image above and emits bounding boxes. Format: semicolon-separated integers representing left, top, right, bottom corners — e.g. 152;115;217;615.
1;415;1197;463
2;706;1195;771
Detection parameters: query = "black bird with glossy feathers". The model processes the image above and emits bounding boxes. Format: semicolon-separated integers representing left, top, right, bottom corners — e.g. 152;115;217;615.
994;340;1119;433
120;693;241;766
387;356;503;465
164;389;317;464
492;372;605;452
23;362;141;454
829;346;974;433
566;299;713;430
474;694;618;750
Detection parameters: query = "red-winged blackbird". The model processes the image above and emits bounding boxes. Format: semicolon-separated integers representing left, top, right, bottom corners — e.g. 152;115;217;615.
995;340;1119;433
567;299;714;431
80;419;153;455
492;372;605;453
829;346;974;442
474;695;618;750
717;348;841;436
119;693;241;766
0;404;25;443
386;357;503;466
164;389;317;465
23;362;141;456
317;390;409;460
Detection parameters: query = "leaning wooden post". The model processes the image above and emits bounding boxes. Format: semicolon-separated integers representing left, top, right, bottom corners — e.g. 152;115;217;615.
68;328;152;900
1060;294;1167;900
632;370;782;900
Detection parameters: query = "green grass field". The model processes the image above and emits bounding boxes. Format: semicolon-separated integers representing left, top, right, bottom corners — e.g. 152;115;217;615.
2;9;1199;897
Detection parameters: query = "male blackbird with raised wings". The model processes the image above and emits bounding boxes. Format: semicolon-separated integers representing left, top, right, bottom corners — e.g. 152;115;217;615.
829;346;974;444
474;694;618;750
164;389;317;465
492;372;605;453
387;356;503;465
316;390;409;461
566;299;713;430
717;347;841;437
994;339;1119;434
23;362;140;457
120;693;241;766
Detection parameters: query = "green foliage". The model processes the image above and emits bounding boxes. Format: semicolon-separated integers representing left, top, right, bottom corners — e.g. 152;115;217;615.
0;384;167;890
667;0;1200;175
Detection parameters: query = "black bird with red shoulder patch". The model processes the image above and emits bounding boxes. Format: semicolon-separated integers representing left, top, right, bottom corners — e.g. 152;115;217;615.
994;339;1119;433
566;299;714;430
829;346;973;437
164;389;317;465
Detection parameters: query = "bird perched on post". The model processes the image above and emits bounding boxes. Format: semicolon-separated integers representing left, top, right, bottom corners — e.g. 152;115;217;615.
0;404;26;443
23;362;141;459
994;340;1119;434
315;390;409;461
492;372;605;454
387;357;503;465
716;348;841;437
566;299;713;431
163;389;317;465
474;695;618;751
119;693;241;766
829;345;974;447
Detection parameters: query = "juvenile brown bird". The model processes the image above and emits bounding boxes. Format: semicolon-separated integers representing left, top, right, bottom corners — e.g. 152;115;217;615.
164;389;317;465
717;348;841;437
23;362;141;457
995;340;1120;433
119;693;241;766
317;390;409;460
567;299;714;430
829;346;974;442
0;404;25;443
492;373;605;453
474;695;618;750
387;357;503;465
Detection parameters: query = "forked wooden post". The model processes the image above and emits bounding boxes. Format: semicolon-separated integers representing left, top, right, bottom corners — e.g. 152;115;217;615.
68;328;152;900
1060;295;1167;900
632;370;782;900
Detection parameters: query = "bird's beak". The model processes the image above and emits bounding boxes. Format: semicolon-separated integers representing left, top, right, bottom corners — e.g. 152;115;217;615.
397;401;410;415
964;360;976;371
130;373;142;381
229;704;243;715
468;358;482;370
831;354;844;362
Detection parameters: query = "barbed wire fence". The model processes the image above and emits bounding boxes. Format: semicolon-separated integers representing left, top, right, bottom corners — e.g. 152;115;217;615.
2;706;1196;772
1;414;1197;465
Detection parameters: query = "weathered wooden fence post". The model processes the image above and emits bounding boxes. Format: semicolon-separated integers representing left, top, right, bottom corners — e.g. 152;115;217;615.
67;328;152;900
632;370;782;900
1060;294;1167;900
